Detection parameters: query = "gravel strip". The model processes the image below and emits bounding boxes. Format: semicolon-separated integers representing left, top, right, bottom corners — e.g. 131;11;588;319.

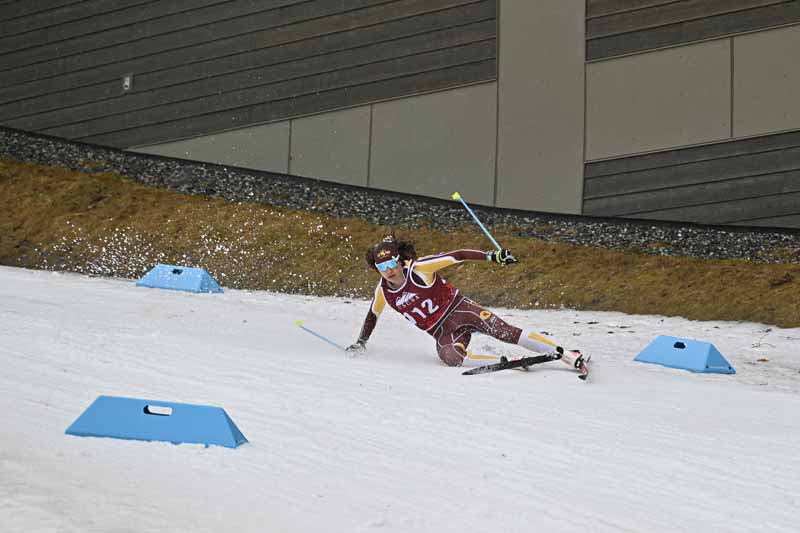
2;126;798;263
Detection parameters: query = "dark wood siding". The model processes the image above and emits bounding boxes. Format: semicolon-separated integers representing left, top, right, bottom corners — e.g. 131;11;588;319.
583;130;800;228
587;0;800;60
0;0;497;148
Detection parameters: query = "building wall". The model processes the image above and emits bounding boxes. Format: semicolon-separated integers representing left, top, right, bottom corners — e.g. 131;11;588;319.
133;82;499;203
495;0;585;213
131;0;587;213
289;107;372;187
132;121;291;174
733;23;800;137
584;130;800;227
583;2;800;228
369;83;497;204
586;39;732;160
586;0;800;60
2;1;800;228
0;0;497;147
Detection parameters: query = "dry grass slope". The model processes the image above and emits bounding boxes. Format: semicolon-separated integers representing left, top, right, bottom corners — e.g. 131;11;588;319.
2;157;799;327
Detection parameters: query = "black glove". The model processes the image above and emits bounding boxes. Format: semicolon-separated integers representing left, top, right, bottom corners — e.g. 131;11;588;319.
486;249;517;265
345;339;367;354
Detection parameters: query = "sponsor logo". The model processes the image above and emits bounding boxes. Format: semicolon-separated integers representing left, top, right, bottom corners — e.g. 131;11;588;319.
396;292;418;307
480;310;492;320
377;249;393;259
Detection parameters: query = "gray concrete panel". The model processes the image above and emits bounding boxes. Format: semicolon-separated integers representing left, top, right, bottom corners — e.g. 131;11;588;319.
734;24;800;137
131;121;290;174
496;0;585;213
290;106;371;186
369;83;497;204
586;39;731;160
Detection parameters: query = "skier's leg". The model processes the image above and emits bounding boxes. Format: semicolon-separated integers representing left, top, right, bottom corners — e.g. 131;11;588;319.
430;299;486;367
455;298;542;348
512;326;588;371
456;298;561;356
432;320;473;367
447;298;589;375
437;340;469;367
516;329;560;354
487;313;588;370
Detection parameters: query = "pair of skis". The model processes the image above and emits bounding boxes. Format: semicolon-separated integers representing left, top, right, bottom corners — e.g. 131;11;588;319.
296;319;591;380
463;353;590;381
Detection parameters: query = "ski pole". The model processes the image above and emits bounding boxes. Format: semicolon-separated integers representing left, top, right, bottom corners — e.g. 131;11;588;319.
451;192;502;251
296;320;346;351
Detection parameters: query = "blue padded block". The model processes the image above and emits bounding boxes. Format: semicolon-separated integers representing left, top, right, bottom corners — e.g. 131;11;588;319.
66;396;247;448
136;264;222;293
634;335;735;374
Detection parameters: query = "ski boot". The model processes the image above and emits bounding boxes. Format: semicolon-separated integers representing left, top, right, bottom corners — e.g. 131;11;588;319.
557;347;590;381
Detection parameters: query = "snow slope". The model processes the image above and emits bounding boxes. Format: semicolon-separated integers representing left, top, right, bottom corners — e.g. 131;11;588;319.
1;265;798;532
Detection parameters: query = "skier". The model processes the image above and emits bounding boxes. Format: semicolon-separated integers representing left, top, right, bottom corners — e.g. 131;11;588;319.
346;234;587;375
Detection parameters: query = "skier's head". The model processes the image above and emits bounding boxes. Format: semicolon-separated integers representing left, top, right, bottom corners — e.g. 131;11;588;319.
366;233;416;273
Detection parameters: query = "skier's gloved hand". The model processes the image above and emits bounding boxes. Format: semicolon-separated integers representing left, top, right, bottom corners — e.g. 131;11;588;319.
345;339;367;354
486;248;518;265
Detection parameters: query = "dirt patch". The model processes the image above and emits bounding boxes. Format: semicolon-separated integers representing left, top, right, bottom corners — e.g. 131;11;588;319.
2;157;798;327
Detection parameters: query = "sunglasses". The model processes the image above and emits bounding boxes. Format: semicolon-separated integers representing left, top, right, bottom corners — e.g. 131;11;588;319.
375;255;400;272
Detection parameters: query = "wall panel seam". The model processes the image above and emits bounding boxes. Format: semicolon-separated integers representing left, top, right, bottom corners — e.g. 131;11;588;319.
730;35;735;139
367;103;373;187
491;0;499;207
288;118;294;175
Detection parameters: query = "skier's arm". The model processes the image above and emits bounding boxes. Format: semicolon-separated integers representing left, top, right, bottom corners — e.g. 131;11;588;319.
347;284;386;352
413;249;517;275
352;310;378;348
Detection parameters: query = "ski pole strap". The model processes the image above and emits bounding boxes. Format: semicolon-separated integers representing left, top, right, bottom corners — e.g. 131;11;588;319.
452;192;502;251
296;320;346;351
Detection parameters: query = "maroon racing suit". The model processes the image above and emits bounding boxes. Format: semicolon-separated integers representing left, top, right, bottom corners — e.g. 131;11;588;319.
430;296;523;366
356;250;525;366
380;261;459;331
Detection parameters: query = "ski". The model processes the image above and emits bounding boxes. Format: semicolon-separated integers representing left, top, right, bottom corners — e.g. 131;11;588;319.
462;355;556;375
463;352;591;380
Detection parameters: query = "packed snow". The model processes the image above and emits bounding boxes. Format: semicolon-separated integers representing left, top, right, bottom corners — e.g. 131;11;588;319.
1;265;798;532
